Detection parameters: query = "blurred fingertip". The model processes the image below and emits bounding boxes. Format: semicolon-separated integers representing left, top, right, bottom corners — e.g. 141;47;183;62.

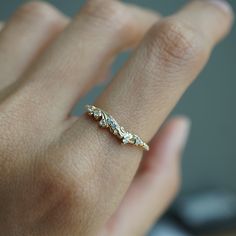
151;116;191;164
168;115;191;153
207;0;234;17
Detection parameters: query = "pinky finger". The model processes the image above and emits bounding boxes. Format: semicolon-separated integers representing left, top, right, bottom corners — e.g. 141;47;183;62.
104;117;191;236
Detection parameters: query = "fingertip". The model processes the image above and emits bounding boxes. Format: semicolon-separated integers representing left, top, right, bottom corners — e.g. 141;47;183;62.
176;0;234;47
126;3;161;23
123;3;162;48
206;0;235;35
168;115;192;142
165;116;191;155
147;116;191;165
207;0;234;17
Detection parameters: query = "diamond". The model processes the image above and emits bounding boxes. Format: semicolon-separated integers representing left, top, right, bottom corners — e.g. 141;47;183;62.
99;119;106;127
135;136;142;145
122;133;133;144
94;110;102;119
86;105;93;111
107;117;112;124
86;105;94;115
107;117;117;130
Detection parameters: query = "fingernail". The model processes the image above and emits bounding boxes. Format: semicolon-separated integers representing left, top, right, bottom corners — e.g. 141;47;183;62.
207;0;233;15
165;117;191;157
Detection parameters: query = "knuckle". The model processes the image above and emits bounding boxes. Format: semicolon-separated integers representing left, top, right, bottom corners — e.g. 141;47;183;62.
82;0;134;34
15;1;65;26
34;155;99;221
146;19;208;67
46;146;99;204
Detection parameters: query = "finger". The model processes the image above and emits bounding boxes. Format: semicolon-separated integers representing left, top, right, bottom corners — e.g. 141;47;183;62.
15;0;160;120
105;117;191;236
95;0;233;142
0;1;68;92
67;0;233;220
95;4;161;85
124;4;160;49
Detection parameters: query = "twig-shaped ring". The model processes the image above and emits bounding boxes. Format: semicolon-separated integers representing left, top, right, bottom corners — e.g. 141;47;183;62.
85;105;149;151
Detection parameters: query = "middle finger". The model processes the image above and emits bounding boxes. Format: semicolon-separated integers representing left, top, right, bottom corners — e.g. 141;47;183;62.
12;0;159;122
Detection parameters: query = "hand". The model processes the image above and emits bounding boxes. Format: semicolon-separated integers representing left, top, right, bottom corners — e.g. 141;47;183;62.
0;0;233;235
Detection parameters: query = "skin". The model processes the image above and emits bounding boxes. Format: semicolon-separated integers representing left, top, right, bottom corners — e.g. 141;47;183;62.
0;0;233;235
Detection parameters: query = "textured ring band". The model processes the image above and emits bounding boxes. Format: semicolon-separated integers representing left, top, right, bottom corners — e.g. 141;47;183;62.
85;105;149;151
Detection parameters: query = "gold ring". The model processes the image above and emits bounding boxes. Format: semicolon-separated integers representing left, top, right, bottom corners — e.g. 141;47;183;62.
85;105;149;151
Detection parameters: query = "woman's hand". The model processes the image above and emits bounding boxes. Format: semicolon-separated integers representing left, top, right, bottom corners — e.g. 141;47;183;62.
0;0;233;235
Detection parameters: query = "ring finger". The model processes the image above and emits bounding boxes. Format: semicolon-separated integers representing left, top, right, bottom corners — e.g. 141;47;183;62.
67;0;233;223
